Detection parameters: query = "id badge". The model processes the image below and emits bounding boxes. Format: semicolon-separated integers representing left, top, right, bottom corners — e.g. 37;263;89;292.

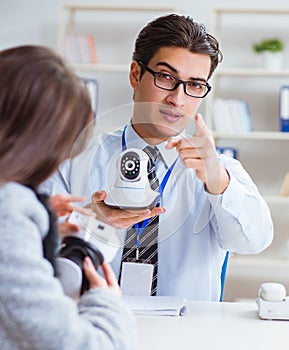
120;262;153;296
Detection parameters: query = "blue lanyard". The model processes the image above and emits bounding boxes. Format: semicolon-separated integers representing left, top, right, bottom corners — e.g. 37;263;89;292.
122;126;177;248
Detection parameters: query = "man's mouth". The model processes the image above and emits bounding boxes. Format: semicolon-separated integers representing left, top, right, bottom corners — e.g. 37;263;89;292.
159;108;184;122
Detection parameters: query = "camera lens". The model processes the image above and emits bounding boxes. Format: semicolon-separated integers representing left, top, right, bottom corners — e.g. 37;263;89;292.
125;160;136;171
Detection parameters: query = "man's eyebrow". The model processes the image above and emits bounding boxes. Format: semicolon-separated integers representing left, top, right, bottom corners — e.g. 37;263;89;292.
155;61;208;83
156;61;178;74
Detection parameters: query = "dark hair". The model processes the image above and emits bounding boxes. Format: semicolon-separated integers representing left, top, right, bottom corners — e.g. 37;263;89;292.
0;45;93;187
132;14;223;79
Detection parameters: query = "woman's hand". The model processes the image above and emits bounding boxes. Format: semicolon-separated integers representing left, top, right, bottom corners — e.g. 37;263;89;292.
83;257;121;297
49;194;95;237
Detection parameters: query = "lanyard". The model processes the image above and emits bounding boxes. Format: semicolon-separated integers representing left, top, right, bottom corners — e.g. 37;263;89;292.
122;126;177;257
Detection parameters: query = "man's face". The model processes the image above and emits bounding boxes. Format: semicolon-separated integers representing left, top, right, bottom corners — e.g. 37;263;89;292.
130;47;211;143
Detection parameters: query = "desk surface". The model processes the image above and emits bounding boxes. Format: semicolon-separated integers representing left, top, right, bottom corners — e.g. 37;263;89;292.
136;301;289;350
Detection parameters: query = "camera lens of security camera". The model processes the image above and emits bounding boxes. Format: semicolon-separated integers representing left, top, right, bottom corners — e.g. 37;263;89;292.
121;151;140;180
125;160;136;171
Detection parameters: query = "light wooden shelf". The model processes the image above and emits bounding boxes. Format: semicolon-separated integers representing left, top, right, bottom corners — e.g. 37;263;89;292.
62;4;180;12
213;131;289;141
229;255;289;267
214;7;289;15
68;63;130;73
215;68;289;77
263;196;289;205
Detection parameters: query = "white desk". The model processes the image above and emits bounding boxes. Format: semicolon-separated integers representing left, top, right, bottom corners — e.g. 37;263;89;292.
136;301;289;350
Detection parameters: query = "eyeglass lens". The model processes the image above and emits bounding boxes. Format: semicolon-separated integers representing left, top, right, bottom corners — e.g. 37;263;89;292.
155;73;208;98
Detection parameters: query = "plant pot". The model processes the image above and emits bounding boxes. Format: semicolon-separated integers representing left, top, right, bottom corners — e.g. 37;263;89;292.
262;51;283;70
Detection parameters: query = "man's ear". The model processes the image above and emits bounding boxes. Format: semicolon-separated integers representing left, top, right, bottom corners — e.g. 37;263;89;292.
129;61;141;89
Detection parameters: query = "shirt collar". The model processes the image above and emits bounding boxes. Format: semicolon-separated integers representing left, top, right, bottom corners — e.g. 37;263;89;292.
125;123;179;169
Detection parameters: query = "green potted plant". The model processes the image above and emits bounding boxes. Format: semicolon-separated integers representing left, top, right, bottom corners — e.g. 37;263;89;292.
253;38;284;69
253;38;284;53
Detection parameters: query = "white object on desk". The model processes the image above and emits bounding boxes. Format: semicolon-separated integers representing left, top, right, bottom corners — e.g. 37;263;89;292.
135;301;289;350
123;295;187;316
258;282;286;302
257;282;289;320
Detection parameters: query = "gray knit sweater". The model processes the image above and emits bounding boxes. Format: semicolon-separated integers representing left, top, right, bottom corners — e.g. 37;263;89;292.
0;182;136;350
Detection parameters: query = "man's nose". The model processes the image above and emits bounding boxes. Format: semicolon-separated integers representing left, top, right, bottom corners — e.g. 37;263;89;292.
165;83;185;107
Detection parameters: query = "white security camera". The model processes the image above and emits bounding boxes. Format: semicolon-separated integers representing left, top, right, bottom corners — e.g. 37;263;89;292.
104;148;159;210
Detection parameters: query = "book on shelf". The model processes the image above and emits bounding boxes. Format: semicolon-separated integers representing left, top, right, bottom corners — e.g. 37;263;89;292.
216;146;238;159
64;34;98;64
81;78;98;120
279;86;289;132
123;295;187;316
280;172;289;196
212;98;252;133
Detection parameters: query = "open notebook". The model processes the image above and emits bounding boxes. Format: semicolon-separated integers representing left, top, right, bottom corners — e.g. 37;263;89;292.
123;295;187;316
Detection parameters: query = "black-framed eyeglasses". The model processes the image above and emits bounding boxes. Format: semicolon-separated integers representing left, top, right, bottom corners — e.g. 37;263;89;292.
137;60;211;99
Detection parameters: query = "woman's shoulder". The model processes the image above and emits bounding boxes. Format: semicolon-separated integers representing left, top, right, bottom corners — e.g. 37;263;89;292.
0;182;36;203
0;182;49;233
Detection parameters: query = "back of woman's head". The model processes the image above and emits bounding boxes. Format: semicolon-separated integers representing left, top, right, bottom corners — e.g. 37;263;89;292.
0;45;93;187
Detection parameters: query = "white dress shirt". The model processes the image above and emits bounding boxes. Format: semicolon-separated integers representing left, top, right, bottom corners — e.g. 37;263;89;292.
40;123;273;301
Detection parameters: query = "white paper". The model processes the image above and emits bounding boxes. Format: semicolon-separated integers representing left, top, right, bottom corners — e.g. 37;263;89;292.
123;295;187;316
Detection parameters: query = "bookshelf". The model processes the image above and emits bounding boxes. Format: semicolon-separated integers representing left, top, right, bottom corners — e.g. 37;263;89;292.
57;4;181;120
58;4;180;72
207;7;289;301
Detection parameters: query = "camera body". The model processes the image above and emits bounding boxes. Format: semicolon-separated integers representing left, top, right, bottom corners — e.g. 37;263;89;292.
104;148;159;210
57;212;119;300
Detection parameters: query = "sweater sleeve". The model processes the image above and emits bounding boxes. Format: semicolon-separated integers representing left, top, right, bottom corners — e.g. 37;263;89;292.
0;183;136;350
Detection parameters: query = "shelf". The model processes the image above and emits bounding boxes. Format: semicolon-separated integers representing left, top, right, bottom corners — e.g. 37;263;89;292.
62;4;180;13
68;63;130;73
58;4;181;60
215;68;289;77
210;7;289;300
213;131;289;140
214;7;289;15
229;255;289;267
264;196;289;205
